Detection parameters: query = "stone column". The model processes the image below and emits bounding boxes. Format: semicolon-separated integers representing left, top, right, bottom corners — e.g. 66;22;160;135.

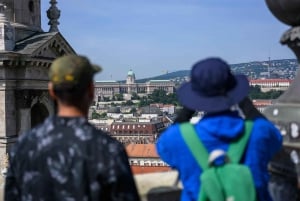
15;90;33;137
18;109;31;135
263;1;300;200
0;3;15;51
0;80;17;181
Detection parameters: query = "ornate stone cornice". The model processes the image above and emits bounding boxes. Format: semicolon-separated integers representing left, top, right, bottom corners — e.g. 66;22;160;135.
0;54;52;68
33;32;76;57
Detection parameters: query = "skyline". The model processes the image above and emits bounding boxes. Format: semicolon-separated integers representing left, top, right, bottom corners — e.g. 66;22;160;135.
41;0;295;81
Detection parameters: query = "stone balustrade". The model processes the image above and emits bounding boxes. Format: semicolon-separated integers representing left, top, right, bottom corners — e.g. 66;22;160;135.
0;171;182;201
134;170;182;201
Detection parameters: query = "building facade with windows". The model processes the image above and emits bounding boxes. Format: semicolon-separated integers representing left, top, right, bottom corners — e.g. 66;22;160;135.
94;70;175;101
109;120;165;144
249;79;292;92
126;144;170;174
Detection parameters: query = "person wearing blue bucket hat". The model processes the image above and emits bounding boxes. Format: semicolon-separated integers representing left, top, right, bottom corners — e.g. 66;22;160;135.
156;58;282;201
177;58;249;113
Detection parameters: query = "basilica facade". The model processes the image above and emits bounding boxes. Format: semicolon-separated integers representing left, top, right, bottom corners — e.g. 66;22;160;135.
0;0;75;171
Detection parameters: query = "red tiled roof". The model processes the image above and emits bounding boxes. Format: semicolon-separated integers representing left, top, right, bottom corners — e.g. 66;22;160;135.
130;165;171;174
249;79;292;83
126;144;159;158
252;99;273;106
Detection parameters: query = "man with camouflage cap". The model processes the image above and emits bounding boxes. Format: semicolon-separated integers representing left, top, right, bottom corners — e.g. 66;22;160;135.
5;55;140;201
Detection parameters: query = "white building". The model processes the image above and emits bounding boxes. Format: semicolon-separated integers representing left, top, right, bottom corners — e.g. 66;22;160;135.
249;79;292;92
94;70;175;101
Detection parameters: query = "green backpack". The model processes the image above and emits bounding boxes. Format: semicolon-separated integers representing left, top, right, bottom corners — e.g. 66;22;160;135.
179;121;256;201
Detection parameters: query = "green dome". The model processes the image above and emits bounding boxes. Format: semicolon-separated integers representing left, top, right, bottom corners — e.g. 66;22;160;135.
127;69;135;76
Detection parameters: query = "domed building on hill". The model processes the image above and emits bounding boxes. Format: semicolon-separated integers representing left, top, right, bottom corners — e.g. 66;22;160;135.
94;69;175;101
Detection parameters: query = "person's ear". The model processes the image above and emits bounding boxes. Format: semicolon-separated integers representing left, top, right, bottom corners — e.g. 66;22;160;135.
48;82;57;100
88;82;94;99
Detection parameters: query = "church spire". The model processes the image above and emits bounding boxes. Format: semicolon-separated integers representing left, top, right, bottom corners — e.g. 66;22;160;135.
47;0;60;32
0;3;15;51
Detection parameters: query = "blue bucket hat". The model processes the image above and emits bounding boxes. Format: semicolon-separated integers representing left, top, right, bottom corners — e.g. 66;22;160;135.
177;58;249;113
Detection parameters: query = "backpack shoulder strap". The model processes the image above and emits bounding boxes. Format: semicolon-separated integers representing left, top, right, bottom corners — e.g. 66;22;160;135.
227;120;254;164
179;123;209;170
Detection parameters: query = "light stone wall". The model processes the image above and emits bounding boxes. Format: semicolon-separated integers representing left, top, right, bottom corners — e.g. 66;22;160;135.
5;90;16;138
2;0;42;41
13;0;41;28
0;87;17;178
134;171;181;201
0;90;6;139
0;89;7;164
0;170;182;201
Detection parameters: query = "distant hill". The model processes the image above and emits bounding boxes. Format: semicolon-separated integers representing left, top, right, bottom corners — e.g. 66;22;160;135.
131;59;298;84
135;70;189;83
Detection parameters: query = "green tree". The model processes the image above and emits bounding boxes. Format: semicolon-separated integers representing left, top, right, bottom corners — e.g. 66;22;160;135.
150;89;167;103
103;97;110;102
147;89;178;105
123;100;134;106
99;112;107;118
114;94;124;101
91;111;101;119
130;107;137;113
249;86;283;99
138;96;152;107
131;92;140;100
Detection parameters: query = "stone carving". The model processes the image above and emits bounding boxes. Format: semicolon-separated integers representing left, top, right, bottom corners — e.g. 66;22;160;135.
281;25;300;41
264;1;300;200
47;0;60;32
0;153;8;177
265;0;300;26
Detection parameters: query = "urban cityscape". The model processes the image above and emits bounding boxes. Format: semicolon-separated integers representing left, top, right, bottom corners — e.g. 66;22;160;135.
0;0;299;200
88;58;298;175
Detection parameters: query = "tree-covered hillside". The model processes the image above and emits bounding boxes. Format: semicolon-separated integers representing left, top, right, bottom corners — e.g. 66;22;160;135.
131;59;297;85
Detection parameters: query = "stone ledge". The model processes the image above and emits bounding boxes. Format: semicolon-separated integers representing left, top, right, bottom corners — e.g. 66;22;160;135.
0;171;182;201
134;170;182;201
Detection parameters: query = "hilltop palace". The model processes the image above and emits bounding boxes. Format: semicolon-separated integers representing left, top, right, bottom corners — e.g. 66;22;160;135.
94;69;175;101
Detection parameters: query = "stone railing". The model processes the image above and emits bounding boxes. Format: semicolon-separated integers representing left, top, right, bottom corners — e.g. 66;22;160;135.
0;171;181;201
134;170;182;201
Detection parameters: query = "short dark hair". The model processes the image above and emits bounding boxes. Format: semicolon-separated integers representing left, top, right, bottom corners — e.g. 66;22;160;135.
53;82;90;106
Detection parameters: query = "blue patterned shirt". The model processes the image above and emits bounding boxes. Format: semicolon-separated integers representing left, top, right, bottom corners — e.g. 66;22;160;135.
5;116;140;201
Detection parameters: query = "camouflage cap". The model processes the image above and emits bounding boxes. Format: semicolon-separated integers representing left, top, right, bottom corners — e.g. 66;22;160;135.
49;55;102;89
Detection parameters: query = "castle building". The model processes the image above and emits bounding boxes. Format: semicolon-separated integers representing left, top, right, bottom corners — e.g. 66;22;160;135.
94;69;175;101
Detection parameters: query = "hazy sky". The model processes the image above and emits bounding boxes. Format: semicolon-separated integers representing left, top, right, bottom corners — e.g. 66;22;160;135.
41;0;294;81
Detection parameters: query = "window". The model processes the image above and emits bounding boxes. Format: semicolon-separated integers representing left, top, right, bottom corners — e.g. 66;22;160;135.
29;0;34;12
